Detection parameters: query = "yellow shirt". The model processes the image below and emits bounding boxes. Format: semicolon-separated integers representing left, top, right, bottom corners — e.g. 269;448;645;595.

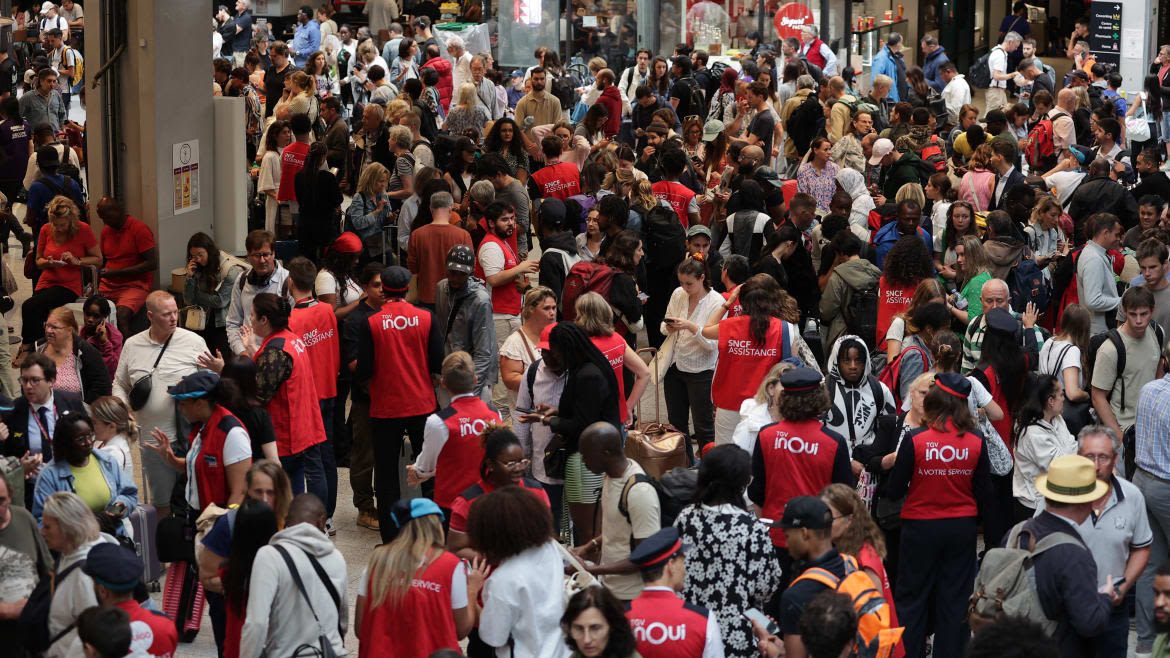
952;132;993;158
70;457;111;513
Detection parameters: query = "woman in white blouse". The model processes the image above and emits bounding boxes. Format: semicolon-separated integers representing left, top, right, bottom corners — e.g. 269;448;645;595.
661;255;726;462
90;395;137;475
499;287;558;422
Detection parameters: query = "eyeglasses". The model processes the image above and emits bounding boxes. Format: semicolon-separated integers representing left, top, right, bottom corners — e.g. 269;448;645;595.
1081;453;1114;465
19;377;46;385
250;251;274;260
497;458;531;469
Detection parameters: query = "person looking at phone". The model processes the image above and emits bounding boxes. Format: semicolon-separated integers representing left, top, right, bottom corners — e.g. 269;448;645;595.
32;410;138;535
625;526;724;657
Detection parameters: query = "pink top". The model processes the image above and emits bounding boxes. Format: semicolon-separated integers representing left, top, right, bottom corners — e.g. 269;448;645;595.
53;351;82;396
958;169;995;212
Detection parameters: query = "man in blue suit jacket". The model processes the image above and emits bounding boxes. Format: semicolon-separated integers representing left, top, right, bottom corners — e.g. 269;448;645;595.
990;140;1026;211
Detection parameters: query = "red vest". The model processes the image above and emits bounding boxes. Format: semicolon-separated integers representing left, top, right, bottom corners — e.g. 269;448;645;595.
116;599;178;658
367;300;438;419
256;329;326;456
757;419;846;546
804;38;828;69
876;276;918;347
530;161;581;200
626;588;711;658
474;233;523;316
651;180;696;229
358;550;462;658
191;405;244;510
712;316;789;410
276;141;309;202
433;395;499;508
289;298;340;399
978;365;1013;452
721;289;744;317
900;424;984;520
590;333;630;423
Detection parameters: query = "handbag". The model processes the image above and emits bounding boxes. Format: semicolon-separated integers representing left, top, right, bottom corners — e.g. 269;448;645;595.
1126;103;1151;142
180;305;207;332
555;540;597;606
128;333;173;411
543;433;569;480
624;347;689;476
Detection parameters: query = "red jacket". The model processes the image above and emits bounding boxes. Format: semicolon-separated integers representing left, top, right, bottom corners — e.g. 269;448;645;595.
422;56;453;112
597;85;623;137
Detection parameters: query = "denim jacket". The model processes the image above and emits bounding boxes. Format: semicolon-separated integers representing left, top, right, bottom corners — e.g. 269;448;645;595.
345;191;393;240
32;448;138;527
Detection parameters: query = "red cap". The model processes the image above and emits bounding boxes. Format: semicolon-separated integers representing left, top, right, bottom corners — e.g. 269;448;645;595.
535;323;555;350
330;232;363;254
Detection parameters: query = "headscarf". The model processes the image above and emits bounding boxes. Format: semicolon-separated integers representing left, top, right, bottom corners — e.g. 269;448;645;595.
836;168;876;230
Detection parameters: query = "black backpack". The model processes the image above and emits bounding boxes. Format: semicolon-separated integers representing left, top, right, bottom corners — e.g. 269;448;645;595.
640;203;687;271
844;279;880;352
551;73;578;111
1085;322;1165;416
1006;256;1051;313
787;94;823;156
677;76;706;118
967;47;998;89
618;468;697;533
20;559;85;652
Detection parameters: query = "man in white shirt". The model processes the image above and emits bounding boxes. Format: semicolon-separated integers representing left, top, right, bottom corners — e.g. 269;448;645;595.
1094;117;1129;166
800;24;837;76
1042;144;1089;205
447;35;473;97
470;54;502;120
113;291;208;517
987;31;1021;111
940;61;971;126
579;421;661;602
45;28;76;110
619;49;652;113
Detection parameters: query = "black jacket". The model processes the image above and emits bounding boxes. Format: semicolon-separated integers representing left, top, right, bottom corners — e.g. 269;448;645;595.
1004;512;1112;658
990;168;1027;211
1;390;85;507
1131;171;1170;205
1068;175;1139;237
537;230;579;299
35;336;113;404
549;362;621;450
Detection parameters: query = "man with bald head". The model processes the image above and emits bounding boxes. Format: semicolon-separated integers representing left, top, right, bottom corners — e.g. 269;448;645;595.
97;196;158;337
826;76;857;144
960;278;1043;372
1051;88;1078;156
113;290;208;517
730;144;785;223
578;421;661;601
240;492;347;658
594;68;624;138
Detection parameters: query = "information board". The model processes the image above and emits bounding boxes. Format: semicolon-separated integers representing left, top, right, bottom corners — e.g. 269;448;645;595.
1088;1;1122;69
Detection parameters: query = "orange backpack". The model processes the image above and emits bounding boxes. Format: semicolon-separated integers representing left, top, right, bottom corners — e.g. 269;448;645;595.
792;555;905;658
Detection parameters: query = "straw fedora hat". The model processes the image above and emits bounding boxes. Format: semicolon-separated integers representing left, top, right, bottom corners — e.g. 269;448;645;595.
1034;455;1110;504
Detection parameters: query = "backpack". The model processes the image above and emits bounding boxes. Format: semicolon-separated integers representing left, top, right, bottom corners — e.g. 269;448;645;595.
20;559;86;652
1023;115;1060;171
561;261;617;322
63;46;83;85
1085;322;1165;415
968;521;1081;636
787;94;822;156
1006;256;1051;313
551;73;578;111
309;96;328;141
919;135;946;173
641;203;687;271
678;76;706;118
1101;88;1127;118
875;344;927;410
844;279;880;352
618;468;697;533
37;172;85;215
792;554;905;658
840;96;881;121
967;47;998;89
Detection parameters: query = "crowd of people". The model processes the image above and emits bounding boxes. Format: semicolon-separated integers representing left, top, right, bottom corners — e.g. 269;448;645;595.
9;1;1170;657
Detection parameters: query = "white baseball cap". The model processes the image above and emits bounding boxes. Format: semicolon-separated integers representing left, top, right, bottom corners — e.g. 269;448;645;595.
867;138;894;166
40;2;54;14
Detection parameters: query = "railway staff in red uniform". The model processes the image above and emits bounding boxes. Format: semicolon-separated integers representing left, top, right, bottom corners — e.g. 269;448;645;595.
625;526;724;658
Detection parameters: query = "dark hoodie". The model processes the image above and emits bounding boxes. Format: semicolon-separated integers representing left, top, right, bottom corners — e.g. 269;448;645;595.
881;149;924;200
597;85;623;137
538;229;580;298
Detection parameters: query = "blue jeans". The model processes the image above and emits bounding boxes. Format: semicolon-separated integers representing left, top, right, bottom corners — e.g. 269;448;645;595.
318;398;338;518
281;444;326;504
280;451;307;495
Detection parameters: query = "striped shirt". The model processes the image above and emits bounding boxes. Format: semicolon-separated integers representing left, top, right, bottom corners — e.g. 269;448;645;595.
1136;375;1170;480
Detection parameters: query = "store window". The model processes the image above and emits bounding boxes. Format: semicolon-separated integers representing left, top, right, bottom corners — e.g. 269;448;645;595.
497;0;562;67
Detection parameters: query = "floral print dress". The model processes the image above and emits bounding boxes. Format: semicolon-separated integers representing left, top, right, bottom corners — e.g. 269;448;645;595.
675;503;781;658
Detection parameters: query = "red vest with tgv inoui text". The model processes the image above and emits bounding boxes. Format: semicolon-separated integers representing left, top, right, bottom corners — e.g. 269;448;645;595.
756;418;850;547
900;424;984;521
712;315;790;410
626;588;712;658
366;300;439;419
256;329;326;456
433;394;500;508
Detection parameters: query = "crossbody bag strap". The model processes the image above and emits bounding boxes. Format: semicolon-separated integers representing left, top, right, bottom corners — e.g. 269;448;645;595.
273;545;324;630
301;548;344;638
444;294;469;339
519;330;536;363
46;560;87;647
152;332;174;373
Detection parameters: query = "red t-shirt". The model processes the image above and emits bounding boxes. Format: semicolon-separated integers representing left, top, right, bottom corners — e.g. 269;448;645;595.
277;141;310;202
99;216;156;292
590;332;630;423
116;599;179;658
36;221;96;295
448;478;549;533
288;298;340;399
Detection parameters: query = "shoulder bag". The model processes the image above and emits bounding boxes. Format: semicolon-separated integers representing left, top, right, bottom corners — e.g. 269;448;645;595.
128;332;173;411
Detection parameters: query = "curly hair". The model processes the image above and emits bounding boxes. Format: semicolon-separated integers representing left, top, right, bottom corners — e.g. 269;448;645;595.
467;487;553;565
820;483;887;559
45;195;81;239
776;384;831;421
881;235;934;288
601;230;641;274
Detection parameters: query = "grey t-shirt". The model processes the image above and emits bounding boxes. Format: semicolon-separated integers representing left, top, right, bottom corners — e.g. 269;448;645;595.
0;506;50;650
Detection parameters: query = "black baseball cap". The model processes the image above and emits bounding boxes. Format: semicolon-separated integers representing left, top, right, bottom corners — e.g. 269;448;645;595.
777;496;832;530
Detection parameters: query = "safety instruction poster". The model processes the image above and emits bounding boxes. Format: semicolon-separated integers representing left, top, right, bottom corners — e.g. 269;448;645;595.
173;139;200;215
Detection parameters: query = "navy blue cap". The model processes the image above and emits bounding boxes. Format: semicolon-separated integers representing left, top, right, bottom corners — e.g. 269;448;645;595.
82;543;143;591
780;367;823;394
167;371;220;399
778;495;832;530
540;198;568;231
984;307;1017;336
381;266;412;294
390;497;444;528
629;526;689;568
935;372;972;399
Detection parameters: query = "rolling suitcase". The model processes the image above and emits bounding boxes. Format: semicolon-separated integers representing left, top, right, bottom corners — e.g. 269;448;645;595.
128;503;161;590
162;561;205;643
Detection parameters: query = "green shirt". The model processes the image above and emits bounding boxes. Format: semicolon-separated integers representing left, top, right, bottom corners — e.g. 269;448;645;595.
961;271;992;319
1154;632;1170;658
70;457;111;513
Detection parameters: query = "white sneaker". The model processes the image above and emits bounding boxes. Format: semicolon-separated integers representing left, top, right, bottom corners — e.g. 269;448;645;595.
325;517;337;537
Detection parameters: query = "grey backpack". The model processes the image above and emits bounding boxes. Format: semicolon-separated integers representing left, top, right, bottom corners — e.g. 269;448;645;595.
968;521;1080;636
